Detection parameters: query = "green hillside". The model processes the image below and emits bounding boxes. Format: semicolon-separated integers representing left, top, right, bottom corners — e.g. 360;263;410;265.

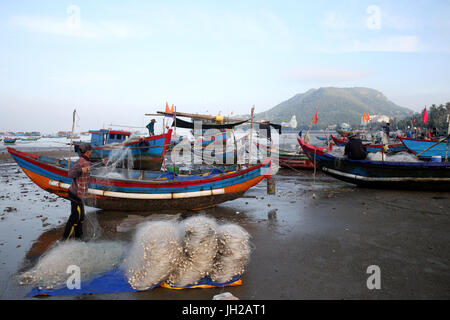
255;87;413;129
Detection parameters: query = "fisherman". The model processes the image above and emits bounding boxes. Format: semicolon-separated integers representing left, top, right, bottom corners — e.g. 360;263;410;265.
146;119;156;136
382;122;391;144
344;134;367;160
407;126;413;138
62;143;93;241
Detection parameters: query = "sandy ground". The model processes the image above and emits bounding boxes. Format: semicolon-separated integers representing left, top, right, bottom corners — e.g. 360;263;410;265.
0;147;449;300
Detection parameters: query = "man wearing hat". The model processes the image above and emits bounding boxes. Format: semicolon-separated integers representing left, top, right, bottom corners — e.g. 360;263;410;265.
62;143;93;240
146;119;156;136
344;133;367;160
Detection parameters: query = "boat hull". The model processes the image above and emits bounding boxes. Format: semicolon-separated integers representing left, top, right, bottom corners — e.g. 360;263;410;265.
85;130;173;170
399;137;449;160
8;147;270;211
299;138;450;190
331;135;405;153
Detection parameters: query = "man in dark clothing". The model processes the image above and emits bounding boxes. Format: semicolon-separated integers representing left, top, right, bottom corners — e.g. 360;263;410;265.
62;143;93;241
146;119;156;136
344;134;367;160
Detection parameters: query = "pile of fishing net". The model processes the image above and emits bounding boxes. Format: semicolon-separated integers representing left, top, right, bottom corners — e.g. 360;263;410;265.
123;216;252;290
22;216;252;295
20;241;125;290
367;151;421;162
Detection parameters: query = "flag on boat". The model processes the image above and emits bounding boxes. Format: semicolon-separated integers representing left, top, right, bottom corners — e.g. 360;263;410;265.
423;107;428;125
312;108;319;124
165;101;170;113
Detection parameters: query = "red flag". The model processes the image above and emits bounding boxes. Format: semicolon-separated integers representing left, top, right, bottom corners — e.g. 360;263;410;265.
171;104;175;113
165;101;170;113
363;112;367;122
366;112;370;121
423;107;428;125
312;109;319;124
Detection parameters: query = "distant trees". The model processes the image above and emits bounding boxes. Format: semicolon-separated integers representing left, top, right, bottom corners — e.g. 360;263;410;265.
391;103;450;135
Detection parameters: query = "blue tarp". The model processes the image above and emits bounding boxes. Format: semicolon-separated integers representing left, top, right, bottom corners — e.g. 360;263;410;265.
26;268;241;297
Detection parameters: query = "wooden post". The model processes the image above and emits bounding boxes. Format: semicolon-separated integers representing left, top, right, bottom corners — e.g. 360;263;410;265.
248;106;255;166
172;107;177;179
68;109;76;170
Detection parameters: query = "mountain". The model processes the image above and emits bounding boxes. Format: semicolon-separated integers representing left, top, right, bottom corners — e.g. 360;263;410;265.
255;87;413;129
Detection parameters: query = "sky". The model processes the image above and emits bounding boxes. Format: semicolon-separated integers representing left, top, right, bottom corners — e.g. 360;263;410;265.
1;0;449;133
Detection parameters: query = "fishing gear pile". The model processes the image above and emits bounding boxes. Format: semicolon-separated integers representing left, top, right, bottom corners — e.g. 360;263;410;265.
210;224;252;283
20;241;125;289
123;221;182;290
123;216;252;289
168;216;219;287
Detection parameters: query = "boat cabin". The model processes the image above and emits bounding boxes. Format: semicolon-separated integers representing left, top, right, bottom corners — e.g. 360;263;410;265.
89;130;131;146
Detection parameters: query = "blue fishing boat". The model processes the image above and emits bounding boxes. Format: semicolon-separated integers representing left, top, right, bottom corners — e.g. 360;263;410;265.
298;137;450;190
75;129;173;171
3;138;17;144
399;137;449;160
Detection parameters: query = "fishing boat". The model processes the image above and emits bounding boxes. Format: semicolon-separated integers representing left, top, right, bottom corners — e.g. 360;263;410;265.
75;129;173;171
7;147;271;211
330;135;405;153
399;137;450;160
255;142;314;169
316;135;329;141
3;138;17;144
298;137;450;190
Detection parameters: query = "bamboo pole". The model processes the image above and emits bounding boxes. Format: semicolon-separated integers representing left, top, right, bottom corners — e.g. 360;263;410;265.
248;106;255;165
415;135;450;158
68;109;76;170
172;106;177;180
153;110;292;127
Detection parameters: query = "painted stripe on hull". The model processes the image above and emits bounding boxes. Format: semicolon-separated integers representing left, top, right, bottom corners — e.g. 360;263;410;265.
11;151;268;194
48;179;226;200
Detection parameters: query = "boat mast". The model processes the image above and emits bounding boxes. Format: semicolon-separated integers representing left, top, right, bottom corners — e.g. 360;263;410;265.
68;109;76;170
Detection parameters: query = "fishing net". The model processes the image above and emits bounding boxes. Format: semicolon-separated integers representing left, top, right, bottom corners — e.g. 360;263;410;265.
367;151;421;162
210;224;252;283
20;241;125;289
122;221;183;290
168;216;219;287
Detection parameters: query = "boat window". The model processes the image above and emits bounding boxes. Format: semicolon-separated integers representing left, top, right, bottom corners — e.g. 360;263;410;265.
110;134;116;140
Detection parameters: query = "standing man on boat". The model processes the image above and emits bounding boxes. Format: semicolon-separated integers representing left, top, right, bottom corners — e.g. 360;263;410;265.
146;119;156;136
382;122;391;144
62;143;93;241
344;134;367;160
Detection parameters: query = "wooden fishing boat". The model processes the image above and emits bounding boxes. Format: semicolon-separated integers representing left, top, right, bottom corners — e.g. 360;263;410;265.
75;129;173;171
330;135;405;153
255;142;314;169
7;147;271;211
316;135;329;141
399;137;449;160
298;137;450;190
3;138;17;144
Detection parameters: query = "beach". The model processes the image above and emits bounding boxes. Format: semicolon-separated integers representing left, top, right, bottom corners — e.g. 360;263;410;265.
1;141;449;299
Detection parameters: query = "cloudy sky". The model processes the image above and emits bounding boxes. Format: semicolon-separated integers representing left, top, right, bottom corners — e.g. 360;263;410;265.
1;0;449;132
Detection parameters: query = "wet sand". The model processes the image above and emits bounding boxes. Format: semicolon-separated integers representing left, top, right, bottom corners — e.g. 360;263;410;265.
1;149;450;299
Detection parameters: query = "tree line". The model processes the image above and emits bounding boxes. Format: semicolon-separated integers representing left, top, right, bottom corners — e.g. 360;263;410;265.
376;102;450;135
